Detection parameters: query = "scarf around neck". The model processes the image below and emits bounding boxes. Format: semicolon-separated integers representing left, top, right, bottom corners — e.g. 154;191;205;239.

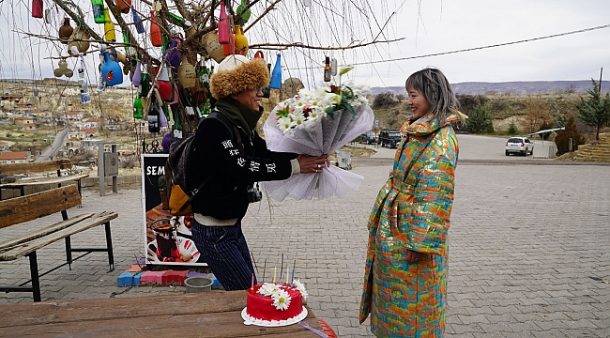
402;110;466;136
215;97;263;136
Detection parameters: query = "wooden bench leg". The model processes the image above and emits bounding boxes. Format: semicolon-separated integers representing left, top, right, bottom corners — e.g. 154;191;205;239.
28;252;41;302
65;236;73;270
104;222;115;272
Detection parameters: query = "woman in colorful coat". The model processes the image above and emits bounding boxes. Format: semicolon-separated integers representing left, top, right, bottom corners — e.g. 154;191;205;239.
359;68;465;337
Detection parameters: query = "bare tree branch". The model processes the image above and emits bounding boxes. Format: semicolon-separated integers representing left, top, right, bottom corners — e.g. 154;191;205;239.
250;37;404;51
244;0;284;33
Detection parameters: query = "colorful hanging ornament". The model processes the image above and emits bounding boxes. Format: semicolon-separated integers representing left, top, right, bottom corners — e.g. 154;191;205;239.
218;1;231;44
117;0;131;14
201;32;225;63
132;7;145;34
164;37;182;70
235;0;251;25
103;8;116;42
254;51;264;59
269;53;282;89
58;18;74;43
233;25;248;55
67;28;91;56
91;0;105;23
101;50;123;86
156;65;172;101
149;10;163;47
32;0;43;19
178;57;197;89
54;59;73;78
131;62;142;86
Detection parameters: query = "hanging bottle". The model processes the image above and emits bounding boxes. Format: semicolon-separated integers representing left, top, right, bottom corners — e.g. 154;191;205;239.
323;56;331;82
233;25;248;56
132;7;145;34
140;64;151;97
269;53;282;89
149;10;163;47
103;8;116;42
76;53;90;104
58;18;74;43
133;97;144;119
91;0;105;23
218;1;230;44
117;0;131;14
32;0;43;19
101;50;123;86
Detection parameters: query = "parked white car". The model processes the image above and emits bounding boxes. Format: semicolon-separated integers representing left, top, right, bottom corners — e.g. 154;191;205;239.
505;137;534;156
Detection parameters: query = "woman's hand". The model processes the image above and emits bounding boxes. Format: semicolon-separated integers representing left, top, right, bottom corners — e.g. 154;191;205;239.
298;154;329;174
405;249;426;263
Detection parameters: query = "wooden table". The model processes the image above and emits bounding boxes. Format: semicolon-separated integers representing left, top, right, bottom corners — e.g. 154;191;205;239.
0;291;329;337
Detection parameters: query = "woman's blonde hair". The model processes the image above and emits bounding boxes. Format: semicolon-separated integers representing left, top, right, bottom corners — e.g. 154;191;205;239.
405;68;460;121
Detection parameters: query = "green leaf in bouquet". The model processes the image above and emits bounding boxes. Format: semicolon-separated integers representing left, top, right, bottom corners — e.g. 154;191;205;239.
339;66;353;76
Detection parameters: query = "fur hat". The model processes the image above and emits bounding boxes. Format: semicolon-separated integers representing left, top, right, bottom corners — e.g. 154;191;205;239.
210;55;269;99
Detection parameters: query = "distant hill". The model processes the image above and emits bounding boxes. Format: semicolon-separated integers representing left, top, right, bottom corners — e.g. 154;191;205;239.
371;80;610;96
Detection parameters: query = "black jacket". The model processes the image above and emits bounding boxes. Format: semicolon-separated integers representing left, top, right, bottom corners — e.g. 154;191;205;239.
188;106;295;220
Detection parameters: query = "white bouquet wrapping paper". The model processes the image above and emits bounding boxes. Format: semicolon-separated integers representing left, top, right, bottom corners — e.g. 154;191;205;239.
262;85;374;201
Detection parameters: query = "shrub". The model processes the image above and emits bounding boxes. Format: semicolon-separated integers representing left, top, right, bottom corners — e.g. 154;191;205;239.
555;116;585;155
372;92;398;109
465;104;494;134
507;123;519;135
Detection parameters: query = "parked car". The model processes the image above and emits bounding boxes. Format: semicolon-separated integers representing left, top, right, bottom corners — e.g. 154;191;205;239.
378;129;402;148
362;131;377;144
505;136;534;156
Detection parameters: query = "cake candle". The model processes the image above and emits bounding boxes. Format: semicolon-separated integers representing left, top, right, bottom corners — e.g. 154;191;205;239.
251;273;254;289
291;260;296;284
273;266;276;283
286;266;289;284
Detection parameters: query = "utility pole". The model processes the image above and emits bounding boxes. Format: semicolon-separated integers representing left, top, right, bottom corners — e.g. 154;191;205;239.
599;67;603;92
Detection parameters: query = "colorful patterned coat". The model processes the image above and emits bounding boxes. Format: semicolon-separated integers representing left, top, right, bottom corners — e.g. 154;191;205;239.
359;113;460;337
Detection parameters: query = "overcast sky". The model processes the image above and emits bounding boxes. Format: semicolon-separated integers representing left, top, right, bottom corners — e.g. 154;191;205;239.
0;0;608;88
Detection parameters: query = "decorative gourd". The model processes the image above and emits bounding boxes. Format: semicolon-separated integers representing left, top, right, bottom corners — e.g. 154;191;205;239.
101;50;123;86
178;57;197;89
67;29;91;55
201;32;225;63
234;25;248;55
58;18;74;43
54;59;73;78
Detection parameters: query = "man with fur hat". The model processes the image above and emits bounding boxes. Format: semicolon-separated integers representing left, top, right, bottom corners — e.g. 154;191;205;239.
188;54;328;290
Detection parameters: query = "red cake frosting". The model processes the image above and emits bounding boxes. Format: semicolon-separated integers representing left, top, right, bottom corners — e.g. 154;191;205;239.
246;282;305;321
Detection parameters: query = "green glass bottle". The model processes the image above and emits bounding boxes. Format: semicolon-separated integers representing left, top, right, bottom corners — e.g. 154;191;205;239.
139;65;151;98
133;97;143;119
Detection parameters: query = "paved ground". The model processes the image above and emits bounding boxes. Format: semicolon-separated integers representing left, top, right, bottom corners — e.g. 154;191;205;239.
1;136;609;337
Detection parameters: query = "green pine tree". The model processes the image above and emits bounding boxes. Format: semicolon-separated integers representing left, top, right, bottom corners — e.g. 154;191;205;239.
577;79;610;141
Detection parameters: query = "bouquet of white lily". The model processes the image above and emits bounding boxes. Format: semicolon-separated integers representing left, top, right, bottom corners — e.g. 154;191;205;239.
262;75;374;201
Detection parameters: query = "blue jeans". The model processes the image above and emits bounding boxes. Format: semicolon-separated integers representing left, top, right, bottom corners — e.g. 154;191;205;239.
191;219;257;291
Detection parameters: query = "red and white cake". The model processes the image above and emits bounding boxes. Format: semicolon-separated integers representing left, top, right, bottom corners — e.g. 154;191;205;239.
243;280;308;325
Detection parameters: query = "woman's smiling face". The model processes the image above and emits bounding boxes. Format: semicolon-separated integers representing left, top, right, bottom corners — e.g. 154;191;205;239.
407;86;430;120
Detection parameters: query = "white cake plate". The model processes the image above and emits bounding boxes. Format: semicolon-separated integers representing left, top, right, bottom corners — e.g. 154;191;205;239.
241;306;308;327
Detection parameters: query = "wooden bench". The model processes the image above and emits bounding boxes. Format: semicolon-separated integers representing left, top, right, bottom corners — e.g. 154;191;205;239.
0;160;89;200
0;185;117;302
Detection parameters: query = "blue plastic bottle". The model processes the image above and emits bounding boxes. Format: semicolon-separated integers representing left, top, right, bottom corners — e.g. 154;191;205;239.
100;50;123;86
